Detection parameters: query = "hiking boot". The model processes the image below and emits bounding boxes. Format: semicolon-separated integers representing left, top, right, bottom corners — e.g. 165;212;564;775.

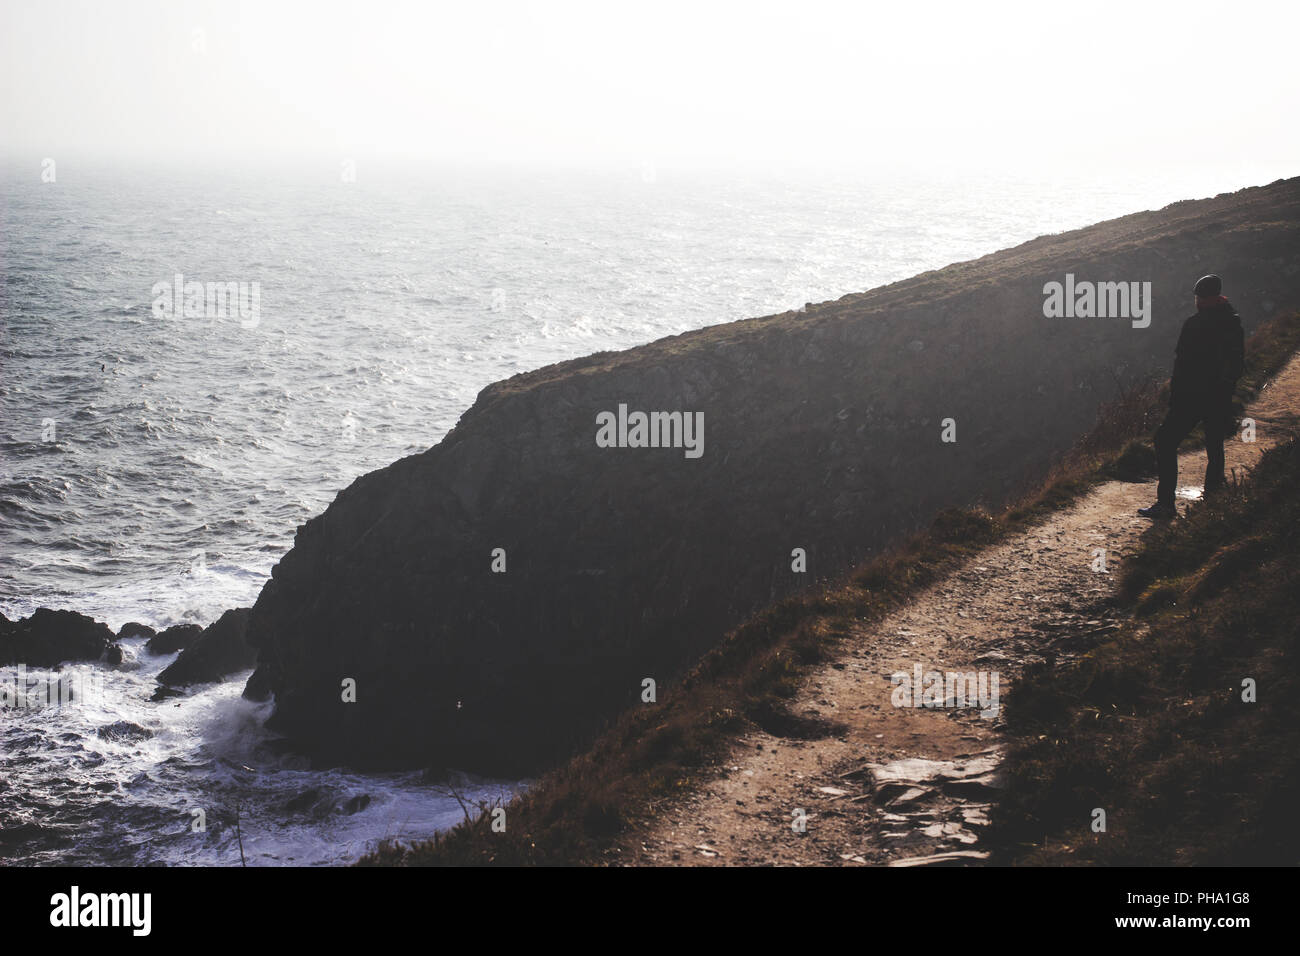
1138;501;1176;519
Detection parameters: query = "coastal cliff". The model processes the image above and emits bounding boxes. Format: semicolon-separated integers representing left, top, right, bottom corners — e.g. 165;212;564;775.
242;178;1300;774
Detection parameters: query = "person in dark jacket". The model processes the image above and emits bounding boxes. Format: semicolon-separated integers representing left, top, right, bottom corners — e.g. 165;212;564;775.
1139;274;1245;519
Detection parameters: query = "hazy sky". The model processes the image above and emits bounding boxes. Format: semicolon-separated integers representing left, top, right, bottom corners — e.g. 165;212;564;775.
2;0;1297;176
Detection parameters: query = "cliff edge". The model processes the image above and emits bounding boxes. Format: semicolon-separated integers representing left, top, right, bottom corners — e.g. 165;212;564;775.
243;177;1300;774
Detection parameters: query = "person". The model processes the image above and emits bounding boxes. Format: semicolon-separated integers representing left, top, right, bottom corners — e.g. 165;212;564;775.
1138;275;1244;519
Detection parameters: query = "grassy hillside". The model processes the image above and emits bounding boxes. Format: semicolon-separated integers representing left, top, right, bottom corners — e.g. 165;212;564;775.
991;434;1300;864
364;308;1300;866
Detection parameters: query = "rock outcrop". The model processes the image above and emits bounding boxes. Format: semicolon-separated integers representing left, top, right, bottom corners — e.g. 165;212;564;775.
157;608;254;687
0;608;115;667
145;623;201;655
118;622;157;642
241;178;1300;775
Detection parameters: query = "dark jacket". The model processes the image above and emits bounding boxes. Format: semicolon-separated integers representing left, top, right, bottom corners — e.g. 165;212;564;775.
1171;299;1244;409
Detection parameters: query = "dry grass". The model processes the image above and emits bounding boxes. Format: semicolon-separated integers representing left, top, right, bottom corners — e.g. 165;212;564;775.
991;437;1300;865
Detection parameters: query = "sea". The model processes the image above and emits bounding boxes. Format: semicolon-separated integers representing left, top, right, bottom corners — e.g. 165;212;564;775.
0;158;1278;864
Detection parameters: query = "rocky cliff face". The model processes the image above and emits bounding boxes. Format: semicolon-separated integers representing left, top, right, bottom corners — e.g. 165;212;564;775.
157;608;253;687
243;178;1300;774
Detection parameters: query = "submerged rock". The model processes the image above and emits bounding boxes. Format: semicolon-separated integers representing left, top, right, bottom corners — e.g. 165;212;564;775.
282;788;327;814
96;720;153;742
0;608;115;667
157;608;253;687
341;793;371;814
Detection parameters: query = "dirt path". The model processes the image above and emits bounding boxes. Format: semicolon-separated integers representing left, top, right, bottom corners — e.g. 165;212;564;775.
617;355;1300;866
